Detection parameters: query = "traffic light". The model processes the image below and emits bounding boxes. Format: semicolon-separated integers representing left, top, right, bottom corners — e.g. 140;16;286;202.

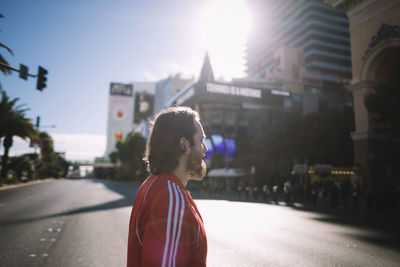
37;66;48;91
19;64;28;80
115;131;123;142
36;116;40;129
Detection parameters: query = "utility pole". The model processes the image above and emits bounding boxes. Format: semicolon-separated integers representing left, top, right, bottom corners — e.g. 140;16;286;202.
31;116;56;153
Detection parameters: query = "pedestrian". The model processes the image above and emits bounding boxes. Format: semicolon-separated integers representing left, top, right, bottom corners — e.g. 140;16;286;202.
329;180;339;209
310;182;317;207
238;179;245;198
365;185;374;211
284;180;292;204
262;184;269;202
127;106;208;267
342;182;350;207
351;180;359;211
253;185;259;201
245;184;250;200
272;185;278;203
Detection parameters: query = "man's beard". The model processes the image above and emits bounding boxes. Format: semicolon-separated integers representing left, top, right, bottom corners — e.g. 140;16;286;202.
186;148;207;181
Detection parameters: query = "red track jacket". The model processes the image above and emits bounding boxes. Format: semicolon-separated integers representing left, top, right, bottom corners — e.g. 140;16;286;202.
127;173;207;267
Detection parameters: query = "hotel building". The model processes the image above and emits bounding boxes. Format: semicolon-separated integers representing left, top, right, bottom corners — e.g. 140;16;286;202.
246;0;352;91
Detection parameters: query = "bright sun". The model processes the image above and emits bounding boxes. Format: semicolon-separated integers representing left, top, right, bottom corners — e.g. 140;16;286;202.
198;0;252;80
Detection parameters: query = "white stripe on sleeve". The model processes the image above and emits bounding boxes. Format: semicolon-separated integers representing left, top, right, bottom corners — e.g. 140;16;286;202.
143;176;158;202
168;183;180;267
172;186;185;267
137;177;159;247
162;181;174;267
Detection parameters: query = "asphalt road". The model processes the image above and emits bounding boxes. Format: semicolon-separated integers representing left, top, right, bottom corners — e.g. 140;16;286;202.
0;179;399;267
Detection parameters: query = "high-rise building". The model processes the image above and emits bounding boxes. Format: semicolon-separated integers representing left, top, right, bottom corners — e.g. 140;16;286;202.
246;0;352;89
235;46;324;115
154;73;194;114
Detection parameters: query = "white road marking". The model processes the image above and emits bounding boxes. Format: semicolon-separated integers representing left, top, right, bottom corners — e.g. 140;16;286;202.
40;238;46;242
29;254;36;258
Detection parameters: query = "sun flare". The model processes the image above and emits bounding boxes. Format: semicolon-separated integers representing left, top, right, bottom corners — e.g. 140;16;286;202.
198;0;252;80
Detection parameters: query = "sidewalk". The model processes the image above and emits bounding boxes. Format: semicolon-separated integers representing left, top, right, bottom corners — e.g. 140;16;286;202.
191;189;400;218
0;178;54;190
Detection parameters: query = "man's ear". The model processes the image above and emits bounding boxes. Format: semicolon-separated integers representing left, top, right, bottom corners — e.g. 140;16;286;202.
180;137;188;153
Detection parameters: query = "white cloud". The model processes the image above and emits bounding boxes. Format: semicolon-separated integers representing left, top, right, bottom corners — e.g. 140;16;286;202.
141;71;159;81
2;133;106;162
51;133;106;161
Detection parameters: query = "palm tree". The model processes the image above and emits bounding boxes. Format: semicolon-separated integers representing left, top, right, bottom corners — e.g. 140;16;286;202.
0;91;35;180
0;13;14;76
0;14;13;75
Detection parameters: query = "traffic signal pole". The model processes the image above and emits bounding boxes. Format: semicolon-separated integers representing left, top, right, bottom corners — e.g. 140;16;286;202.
0;62;48;91
0;62;37;78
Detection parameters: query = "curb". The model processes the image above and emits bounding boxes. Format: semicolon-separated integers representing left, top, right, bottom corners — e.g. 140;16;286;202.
0;178;55;191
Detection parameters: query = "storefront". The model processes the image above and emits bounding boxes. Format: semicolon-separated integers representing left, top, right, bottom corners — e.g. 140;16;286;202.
167;79;302;165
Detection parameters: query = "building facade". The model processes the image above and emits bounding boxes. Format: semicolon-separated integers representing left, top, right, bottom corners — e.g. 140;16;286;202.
246;0;352;91
154;73;194;114
325;0;400;188
163;55;302;166
235;46;325;116
105;82;155;159
105;83;134;159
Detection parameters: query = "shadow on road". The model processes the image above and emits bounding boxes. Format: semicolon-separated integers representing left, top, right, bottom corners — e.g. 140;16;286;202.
191;189;400;251
311;212;400;251
0;178;141;226
343;232;400;251
2;178;400;252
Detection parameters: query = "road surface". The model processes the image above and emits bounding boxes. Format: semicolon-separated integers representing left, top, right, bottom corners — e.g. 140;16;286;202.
0;179;399;266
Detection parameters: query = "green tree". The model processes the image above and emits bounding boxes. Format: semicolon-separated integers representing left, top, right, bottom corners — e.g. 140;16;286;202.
37;131;66;177
8;153;39;181
111;131;147;181
0;91;35;180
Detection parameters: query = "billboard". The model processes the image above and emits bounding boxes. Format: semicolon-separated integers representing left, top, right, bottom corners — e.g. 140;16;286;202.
224;138;236;161
207;135;237;162
105;83;134;158
211;134;224;153
110;83;133;96
134;92;154;124
204;138;214;160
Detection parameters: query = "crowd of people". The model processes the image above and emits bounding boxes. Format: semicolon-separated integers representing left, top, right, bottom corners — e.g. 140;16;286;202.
189;176;400;213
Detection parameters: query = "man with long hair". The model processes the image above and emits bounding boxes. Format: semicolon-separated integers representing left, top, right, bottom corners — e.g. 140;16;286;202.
127;106;208;267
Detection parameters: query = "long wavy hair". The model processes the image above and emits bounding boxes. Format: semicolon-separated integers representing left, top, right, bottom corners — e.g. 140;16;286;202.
144;106;200;175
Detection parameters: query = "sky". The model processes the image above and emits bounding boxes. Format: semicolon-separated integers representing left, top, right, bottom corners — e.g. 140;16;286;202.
1;0;251;161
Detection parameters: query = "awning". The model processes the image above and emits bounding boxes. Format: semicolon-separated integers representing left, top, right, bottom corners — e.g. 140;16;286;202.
207;168;245;178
